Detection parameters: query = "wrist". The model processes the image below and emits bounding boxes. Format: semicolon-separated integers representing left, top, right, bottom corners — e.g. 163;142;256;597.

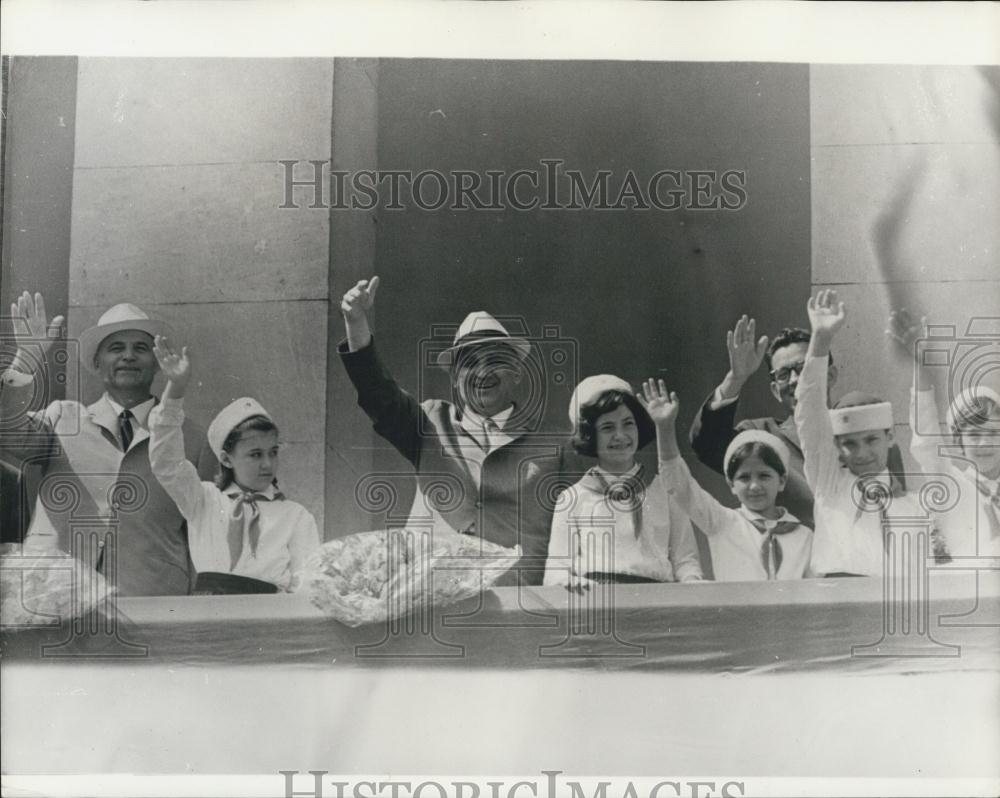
717;372;746;400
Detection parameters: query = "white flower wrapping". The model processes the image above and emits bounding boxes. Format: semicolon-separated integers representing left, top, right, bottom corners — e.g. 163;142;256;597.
298;529;521;627
0;544;114;628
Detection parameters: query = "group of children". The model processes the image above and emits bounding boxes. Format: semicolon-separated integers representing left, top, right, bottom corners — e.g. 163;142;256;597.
147;289;999;594
543;289;1000;587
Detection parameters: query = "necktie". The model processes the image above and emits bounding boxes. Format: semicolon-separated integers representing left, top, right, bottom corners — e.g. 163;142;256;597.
592;466;646;539
226;489;285;570
748;517;801;579
119;409;134;452
482;417;499;452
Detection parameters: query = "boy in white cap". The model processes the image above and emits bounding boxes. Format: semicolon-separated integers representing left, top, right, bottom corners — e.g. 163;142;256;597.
339;276;567;586
0;292;216;595
544;375;703;588
148;339;319;593
889;309;1000;558
794;290;937;577
650;382;813;581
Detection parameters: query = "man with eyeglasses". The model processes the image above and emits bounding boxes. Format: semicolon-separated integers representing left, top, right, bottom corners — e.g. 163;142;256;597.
689;316;905;529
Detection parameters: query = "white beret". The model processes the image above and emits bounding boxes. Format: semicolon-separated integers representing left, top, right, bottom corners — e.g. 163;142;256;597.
568;374;633;424
723;430;792;477
207;397;273;458
829;402;894;436
945;386;1000;432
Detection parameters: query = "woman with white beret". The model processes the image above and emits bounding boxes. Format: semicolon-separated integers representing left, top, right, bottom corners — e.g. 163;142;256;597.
543;374;704;588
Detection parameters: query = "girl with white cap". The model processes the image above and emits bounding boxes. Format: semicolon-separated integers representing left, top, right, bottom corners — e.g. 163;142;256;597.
890;309;1000;558
543;375;704;588
648;381;814;581
147;338;320;594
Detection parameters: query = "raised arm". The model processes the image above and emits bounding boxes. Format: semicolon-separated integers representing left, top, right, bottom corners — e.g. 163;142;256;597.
689;316;769;473
639;380;734;537
1;291;65;422
147;337;209;521
888;309;943;474
794;290;845;496
338;276;423;465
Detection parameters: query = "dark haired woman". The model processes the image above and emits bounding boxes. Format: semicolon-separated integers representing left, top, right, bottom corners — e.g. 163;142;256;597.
543;375;703;589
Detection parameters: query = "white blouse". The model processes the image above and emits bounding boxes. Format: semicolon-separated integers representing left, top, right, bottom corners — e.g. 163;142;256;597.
148;398;320;590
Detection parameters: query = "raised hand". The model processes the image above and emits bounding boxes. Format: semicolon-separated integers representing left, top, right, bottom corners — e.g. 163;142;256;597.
806;289;847;339
726;315;769;384
9;291;64;357
341;276;380;322
886;308;926;361
152;335;191;396
637;378;680;427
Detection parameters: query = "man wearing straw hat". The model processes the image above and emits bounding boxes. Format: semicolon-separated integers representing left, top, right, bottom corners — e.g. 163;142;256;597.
339;276;568;586
1;292;215;595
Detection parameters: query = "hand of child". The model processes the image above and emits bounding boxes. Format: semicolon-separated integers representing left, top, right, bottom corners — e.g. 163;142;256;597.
341;276;380;322
886;308;926;361
726;315;769;385
638;378;679;427
152;335;191;394
806;289;846;339
9;291;64;359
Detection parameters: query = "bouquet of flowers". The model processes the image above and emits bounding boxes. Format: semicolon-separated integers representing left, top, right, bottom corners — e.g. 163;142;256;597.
0;543;114;629
297;529;521;627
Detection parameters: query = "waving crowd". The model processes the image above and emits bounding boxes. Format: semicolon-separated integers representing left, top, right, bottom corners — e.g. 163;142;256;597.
1;280;998;597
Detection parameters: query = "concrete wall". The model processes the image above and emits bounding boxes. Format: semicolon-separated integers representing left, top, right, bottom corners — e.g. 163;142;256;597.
810;65;1000;466
65;58;333;529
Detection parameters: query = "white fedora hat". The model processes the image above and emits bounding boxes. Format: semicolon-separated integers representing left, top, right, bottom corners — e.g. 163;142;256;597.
79;303;173;373
435;311;531;368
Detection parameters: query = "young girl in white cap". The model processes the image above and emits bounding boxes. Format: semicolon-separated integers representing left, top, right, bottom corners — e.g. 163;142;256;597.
543;374;704;588
147;338;320;594
647;380;814;581
890;309;1000;558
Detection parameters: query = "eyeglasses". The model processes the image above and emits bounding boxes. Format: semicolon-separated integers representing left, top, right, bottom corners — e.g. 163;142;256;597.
770;362;806;384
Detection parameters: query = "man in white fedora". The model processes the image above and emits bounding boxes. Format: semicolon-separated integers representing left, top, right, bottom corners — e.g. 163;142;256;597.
339;276;568;586
1;292;215;595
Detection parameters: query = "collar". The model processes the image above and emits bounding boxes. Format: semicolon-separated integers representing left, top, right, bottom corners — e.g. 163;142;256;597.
579;463;643;493
593;463;642;483
103;393;157;427
225;483;280;500
737;505;800;527
460;404;515;434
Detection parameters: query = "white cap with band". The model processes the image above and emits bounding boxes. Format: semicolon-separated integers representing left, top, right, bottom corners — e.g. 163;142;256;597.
829;402;894;435
723;429;792;476
207;397;272;459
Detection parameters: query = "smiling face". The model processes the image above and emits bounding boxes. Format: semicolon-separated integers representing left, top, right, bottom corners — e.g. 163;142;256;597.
221;429;280;493
728;453;787;515
594;404;639;473
768;341;837;411
94;330;158;397
453;344;522;418
836;427;894;477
